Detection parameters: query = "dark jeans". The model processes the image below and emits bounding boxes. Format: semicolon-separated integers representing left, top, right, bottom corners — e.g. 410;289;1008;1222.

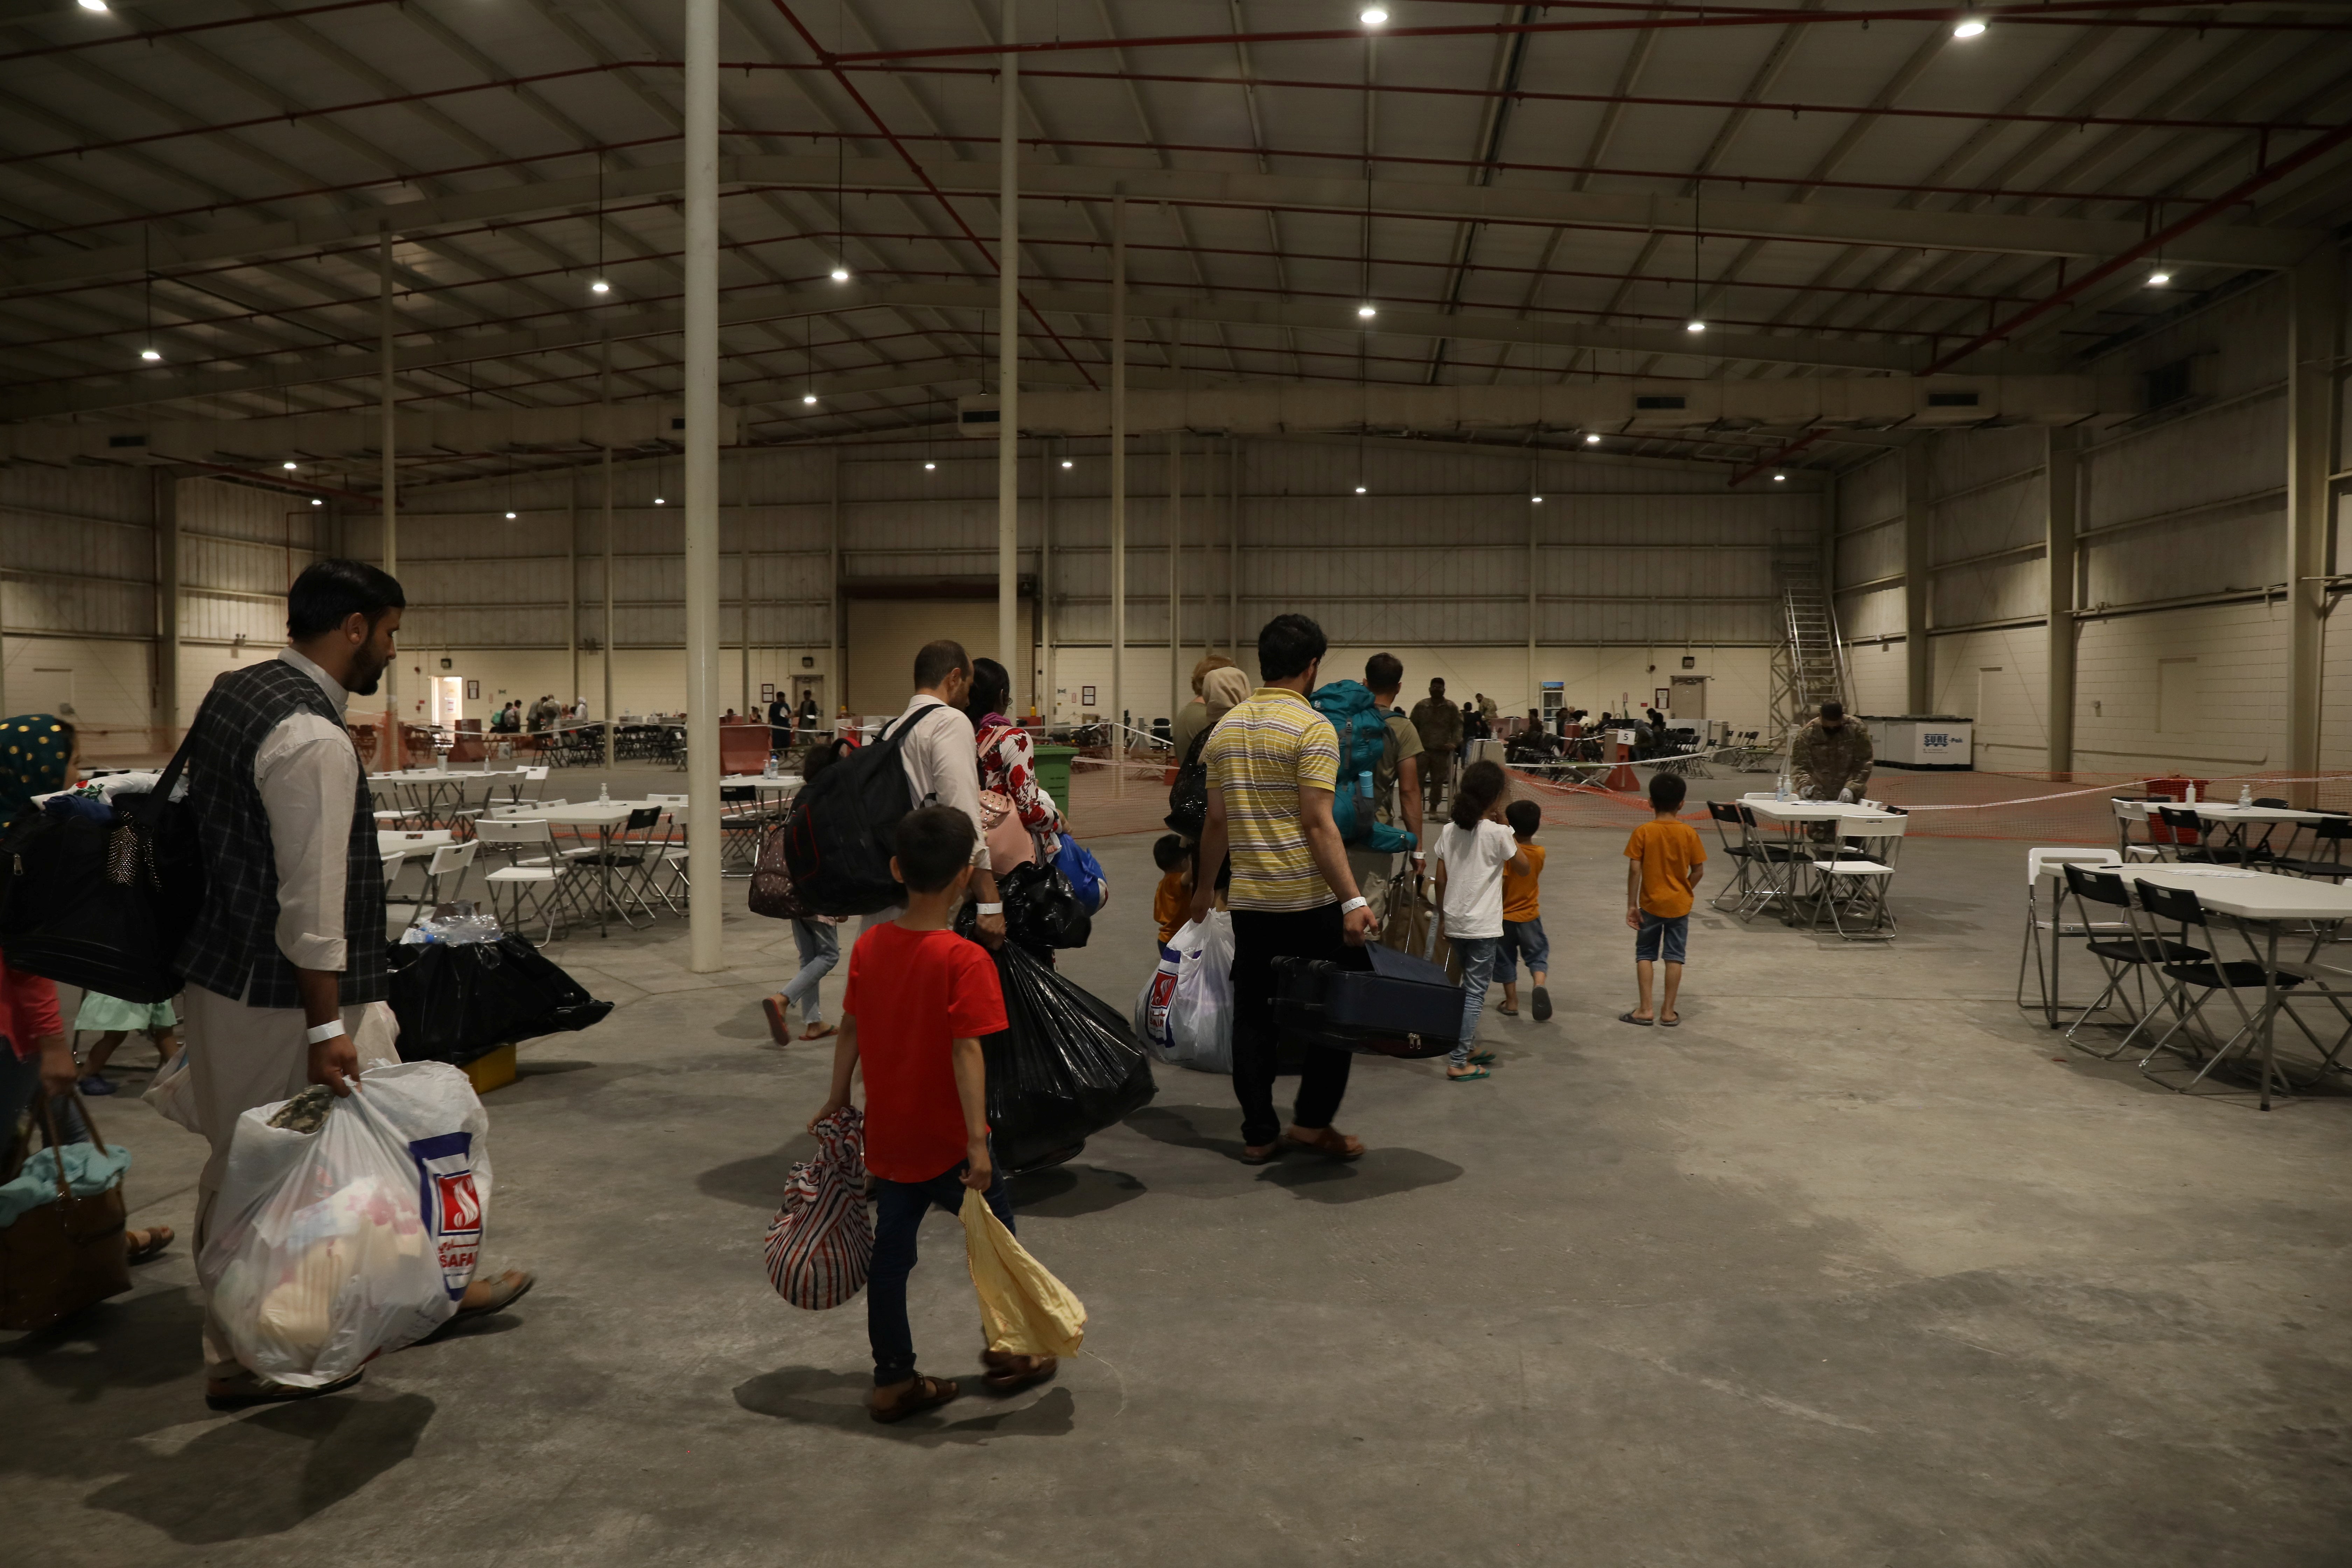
1230;903;1355;1149
867;1145;1013;1387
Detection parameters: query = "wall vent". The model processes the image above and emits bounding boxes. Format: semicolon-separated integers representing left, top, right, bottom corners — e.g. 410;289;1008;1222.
2143;355;2215;411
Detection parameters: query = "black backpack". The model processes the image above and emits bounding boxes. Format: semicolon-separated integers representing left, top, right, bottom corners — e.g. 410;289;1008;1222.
777;707;947;915
1164;726;1213;837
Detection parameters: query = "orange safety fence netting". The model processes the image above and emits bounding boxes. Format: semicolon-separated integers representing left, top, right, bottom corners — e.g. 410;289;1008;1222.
1508;766;2352;846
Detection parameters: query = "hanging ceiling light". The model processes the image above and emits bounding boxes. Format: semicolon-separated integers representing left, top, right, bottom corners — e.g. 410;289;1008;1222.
803;392;818;406
1772;473;1786;483
77;0;107;11
1584;433;1602;445
590;278;611;295
653;496;665;505
1531;495;1543;504
139;346;160;361
1060;459;1074;469
1952;16;1987;38
1685;319;1707;334
1359;6;1387;24
1354;485;1367;495
830;265;851;282
282;460;297;470
310;497;323;506
2147;270;2172;286
1357;303;1377;319
924;461;936;471
505;509;518;519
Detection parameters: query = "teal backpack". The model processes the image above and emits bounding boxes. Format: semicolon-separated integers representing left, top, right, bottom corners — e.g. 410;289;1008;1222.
1310;680;1416;853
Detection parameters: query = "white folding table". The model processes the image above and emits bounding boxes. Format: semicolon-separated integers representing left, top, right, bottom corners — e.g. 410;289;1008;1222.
2184;802;2329;863
1741;798;1905;931
534;800;651;936
2113;864;2352;1109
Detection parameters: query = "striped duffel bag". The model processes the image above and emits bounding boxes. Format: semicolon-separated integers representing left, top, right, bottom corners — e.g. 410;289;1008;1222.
763;1106;874;1309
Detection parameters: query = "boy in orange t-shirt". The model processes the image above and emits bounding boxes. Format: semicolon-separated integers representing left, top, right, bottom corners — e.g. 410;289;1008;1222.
1496;799;1551;1022
1622;772;1705;1028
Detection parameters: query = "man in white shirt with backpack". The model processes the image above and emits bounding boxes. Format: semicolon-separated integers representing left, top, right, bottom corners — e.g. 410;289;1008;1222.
868;640;1005;948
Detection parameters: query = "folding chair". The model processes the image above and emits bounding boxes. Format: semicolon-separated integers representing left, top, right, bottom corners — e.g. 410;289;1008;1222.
2152;805;2221;864
719;785;762;873
1810;814;1906;939
2129;881;2309;1098
1704;800;1762;915
1733;803;1806;919
412;839;478;916
474;818;589;944
2057;864;2205;1059
2016;848;2126;1027
2109;798;2164;862
564;806;670;920
2272;816;2351;881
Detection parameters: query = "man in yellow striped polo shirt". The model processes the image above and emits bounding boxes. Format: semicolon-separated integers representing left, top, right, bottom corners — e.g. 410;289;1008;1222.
1190;614;1377;1164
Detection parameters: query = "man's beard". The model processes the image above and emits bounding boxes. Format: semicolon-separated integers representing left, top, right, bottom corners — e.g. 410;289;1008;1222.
349;656;385;697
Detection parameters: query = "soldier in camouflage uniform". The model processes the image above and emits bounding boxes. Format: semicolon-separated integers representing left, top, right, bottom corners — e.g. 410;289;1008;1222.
1790;700;1874;801
1408;676;1464;813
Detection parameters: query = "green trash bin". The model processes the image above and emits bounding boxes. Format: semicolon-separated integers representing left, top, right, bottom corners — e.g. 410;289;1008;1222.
1032;743;1077;824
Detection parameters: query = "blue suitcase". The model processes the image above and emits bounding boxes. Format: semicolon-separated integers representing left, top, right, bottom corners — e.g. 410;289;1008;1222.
1271;941;1460;1059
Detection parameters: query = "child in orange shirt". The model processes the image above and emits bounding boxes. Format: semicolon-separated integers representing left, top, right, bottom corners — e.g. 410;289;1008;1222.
1495;799;1550;1022
1150;834;1192;944
1622;772;1705;1028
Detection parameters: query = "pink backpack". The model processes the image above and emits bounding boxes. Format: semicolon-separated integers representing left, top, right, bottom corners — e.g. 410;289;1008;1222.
978;789;1039;873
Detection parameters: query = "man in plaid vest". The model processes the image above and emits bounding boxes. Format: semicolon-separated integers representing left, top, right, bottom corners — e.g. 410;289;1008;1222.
181;559;532;1411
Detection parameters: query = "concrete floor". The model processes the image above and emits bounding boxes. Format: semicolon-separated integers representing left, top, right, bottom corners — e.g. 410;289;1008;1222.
5;796;2350;1566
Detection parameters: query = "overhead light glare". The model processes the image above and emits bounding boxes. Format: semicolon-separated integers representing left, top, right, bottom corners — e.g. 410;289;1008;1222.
1353;485;1367;495
590;278;611;295
653;496;665;505
1685;319;1707;334
1359;6;1387;24
1531;496;1543;504
1357;303;1377;319
139;347;161;362
1060;458;1074;469
2147;270;2171;287
1772;473;1786;483
504;510;517;519
924;461;936;471
1584;433;1601;445
282;461;297;470
1952;17;1986;37
77;0;107;12
831;266;851;282
803;392;818;405
309;497;322;506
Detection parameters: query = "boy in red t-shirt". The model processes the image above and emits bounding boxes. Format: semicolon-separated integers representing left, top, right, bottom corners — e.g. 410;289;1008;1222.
809;805;1049;1421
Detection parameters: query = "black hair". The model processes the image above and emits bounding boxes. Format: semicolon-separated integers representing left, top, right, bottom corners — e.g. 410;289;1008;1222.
802;737;849;778
1364;652;1403;694
892;804;976;894
912;638;970;691
1255;613;1327;682
287;558;405;640
1152;833;1190;872
1648;771;1688;812
967;657;1011;719
1451;758;1507;831
1820;699;1844;721
1429;677;1446;694
1505;798;1541;839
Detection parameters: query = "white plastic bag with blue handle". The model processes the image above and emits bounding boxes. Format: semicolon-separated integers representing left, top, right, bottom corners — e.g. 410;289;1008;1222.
197;1060;491;1387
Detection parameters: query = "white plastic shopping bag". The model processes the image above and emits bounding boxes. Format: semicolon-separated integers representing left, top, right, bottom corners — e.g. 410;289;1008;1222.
1131;913;1234;1074
141;1050;201;1135
197;1060;492;1387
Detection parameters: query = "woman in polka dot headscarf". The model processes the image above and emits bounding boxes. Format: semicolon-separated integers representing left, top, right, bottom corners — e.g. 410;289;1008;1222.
0;715;182;1097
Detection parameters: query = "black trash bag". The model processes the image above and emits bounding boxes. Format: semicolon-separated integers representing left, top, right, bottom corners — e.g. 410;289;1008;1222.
386;937;614;1067
998;859;1091;950
974;935;1155;1173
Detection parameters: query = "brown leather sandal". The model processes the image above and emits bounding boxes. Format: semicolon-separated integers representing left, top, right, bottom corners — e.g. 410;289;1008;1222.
1237;1141;1281;1166
981;1351;1059;1391
126;1225;173;1264
1282;1126;1365;1161
870;1374;961;1423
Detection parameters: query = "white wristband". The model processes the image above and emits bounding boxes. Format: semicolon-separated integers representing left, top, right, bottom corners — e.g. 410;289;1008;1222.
305;1019;347;1045
976;902;1004;915
1339;896;1369;915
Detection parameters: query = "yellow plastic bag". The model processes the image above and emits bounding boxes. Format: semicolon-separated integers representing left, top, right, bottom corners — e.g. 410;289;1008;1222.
959;1188;1085;1359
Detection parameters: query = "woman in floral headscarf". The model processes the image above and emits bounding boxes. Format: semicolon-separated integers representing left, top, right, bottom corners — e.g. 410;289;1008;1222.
0;716;171;1261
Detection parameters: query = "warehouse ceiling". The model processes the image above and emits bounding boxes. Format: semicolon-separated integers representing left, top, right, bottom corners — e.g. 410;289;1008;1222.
0;0;2345;489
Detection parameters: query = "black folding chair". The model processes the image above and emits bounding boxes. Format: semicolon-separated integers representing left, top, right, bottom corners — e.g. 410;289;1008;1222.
2057;864;2205;1059
1705;800;1759;915
2129;880;2308;1099
2273;816;2352;881
2152;806;2221;864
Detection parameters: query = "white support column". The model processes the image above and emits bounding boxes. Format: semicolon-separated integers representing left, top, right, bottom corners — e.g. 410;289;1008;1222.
683;0;721;972
2045;425;2078;776
1169;429;1183;728
1903;436;1933;716
1110;191;1127;797
996;0;1021;715
2287;247;2342;807
379;230;400;769
601;341;616;768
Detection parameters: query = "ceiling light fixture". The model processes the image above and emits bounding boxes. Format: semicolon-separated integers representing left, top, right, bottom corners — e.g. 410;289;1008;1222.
1952;16;1986;37
924;461;936;471
1531;496;1543;504
653;496;665;505
1584;433;1601;445
590;278;610;295
830;266;850;282
2147;270;2172;286
309;497;323;506
1060;458;1074;469
1772;473;1786;483
505;510;518;519
282;460;297;470
1353;485;1367;495
1359;6;1387;24
140;347;160;362
802;392;818;405
1357;303;1377;319
77;0;107;12
1686;319;1707;334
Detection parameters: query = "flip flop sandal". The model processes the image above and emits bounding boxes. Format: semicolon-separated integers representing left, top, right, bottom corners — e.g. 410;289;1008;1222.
1494;1004;1519;1016
454;1269;536;1319
1659;1015;1681;1028
1446;1065;1493;1081
982;1353;1059;1392
77;1075;116;1096
871;1375;961;1423
1468;1050;1497;1065
761;996;792;1046
1618;1013;1656;1027
205;1368;364;1413
126;1225;173;1265
799;1022;838;1041
1532;987;1553;1022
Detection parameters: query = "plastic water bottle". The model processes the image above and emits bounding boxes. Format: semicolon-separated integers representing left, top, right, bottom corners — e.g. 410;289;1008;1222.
2238;782;2253;808
1358;769;1374;814
2184;782;2196;804
1776;773;1791;802
765;752;778;779
599;782;609;803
